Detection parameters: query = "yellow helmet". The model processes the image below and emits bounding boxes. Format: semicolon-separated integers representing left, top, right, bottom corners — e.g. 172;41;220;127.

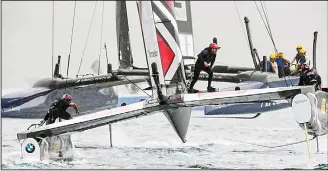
296;45;302;49
277;52;284;57
300;49;306;54
269;53;276;60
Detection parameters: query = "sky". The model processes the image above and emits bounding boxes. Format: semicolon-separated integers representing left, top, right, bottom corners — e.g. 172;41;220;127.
2;1;327;90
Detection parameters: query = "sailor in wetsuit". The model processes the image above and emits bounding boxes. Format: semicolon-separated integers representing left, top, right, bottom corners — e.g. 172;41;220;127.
298;64;322;91
41;94;79;125
188;43;220;93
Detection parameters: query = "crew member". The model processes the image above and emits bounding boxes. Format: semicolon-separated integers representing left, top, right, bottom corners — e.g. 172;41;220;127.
291;45;307;75
188;43;220;93
275;52;291;77
266;53;277;73
298;64;322;91
41;94;79;125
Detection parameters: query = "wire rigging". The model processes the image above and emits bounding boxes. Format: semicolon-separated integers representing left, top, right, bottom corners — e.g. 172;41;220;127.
233;1;249;46
65;1;77;93
77;1;98;77
260;1;276;53
122;76;152;98
261;1;272;37
254;1;293;86
98;1;105;75
51;1;55;93
222;136;316;149
254;1;278;53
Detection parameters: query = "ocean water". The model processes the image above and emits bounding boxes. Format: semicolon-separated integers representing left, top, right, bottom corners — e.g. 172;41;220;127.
1;108;327;169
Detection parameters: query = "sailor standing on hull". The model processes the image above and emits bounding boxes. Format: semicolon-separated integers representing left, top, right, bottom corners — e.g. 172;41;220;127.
41;94;80;125
188;43;220;93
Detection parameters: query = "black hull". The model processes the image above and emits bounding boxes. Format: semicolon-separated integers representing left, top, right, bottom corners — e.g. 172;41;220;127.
33;74;128;89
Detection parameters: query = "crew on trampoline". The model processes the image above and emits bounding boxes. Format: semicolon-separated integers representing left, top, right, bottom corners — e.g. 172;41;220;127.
291;45;307;75
41;94;80;125
298;64;322;91
267;53;277;73
275;52;291;77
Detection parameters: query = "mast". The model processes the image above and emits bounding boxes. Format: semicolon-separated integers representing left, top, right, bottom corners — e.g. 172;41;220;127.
312;31;318;69
116;1;134;69
244;17;260;71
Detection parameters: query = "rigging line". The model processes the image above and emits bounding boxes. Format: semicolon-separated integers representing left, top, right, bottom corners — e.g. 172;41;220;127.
254;1;289;86
77;1;98;77
122;76;152;98
98;1;105;75
223;136;316;149
260;1;272;37
51;1;55;94
260;1;293;86
261;1;273;38
65;1;77;93
260;1;276;52
117;2;121;69
233;1;249;46
254;1;278;53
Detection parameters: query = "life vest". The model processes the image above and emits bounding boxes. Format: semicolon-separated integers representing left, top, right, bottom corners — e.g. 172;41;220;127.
266;61;274;72
275;57;285;68
197;47;216;64
296;53;306;64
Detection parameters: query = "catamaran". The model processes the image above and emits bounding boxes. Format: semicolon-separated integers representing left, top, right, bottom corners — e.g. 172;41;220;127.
17;1;327;161
2;1;317;118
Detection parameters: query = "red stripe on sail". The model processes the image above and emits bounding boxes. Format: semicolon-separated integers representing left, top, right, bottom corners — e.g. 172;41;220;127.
165;0;174;8
157;34;174;76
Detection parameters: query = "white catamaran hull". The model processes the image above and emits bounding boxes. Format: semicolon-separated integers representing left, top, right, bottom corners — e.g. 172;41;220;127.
21;119;75;161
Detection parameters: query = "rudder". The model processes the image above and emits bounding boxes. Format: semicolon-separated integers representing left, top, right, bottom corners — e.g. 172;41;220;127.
164;107;192;143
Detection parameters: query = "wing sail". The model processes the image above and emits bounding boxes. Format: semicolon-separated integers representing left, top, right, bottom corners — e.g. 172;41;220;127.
137;1;187;95
116;1;134;69
174;1;196;67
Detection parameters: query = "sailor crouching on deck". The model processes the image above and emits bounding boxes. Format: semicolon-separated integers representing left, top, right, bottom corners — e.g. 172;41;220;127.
41;94;80;125
188;43;220;93
298;64;322;91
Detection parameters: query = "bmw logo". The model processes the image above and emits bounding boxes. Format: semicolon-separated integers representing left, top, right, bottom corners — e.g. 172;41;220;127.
25;143;35;153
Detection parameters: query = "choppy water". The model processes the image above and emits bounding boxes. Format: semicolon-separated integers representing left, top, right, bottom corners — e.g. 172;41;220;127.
1;108;327;169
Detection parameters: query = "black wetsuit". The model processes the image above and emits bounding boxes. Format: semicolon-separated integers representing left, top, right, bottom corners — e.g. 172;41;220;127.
189;47;216;91
298;69;321;91
44;98;72;124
